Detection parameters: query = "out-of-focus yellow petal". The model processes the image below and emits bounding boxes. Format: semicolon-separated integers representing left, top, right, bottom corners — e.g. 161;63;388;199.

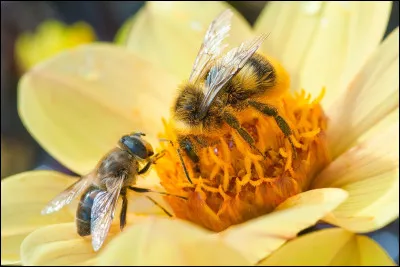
15;20;96;72
1;171;76;265
21;223;95;266
18;43;179;175
20;215;149;265
312;122;399;232
356;108;399;146
327;27;399;158
97;216;250;265
259;228;396;266
219;188;348;264
125;1;253;79
114;16;135;45
255;2;392;108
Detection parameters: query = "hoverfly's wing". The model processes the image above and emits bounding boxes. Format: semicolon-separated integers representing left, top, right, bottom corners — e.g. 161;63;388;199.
197;35;267;119
90;177;124;251
41;174;94;215
189;9;233;83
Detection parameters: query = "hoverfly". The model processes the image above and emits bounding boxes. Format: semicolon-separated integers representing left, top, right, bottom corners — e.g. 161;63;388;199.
42;132;186;251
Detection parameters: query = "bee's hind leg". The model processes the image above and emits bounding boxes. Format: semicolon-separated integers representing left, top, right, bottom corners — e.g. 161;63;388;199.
247;100;297;158
159;138;193;184
178;136;200;163
119;188;128;231
222;111;265;157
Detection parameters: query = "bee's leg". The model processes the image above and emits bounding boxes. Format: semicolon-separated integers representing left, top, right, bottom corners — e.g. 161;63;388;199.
178;136;200;163
248;100;297;158
138;161;153;175
145;196;172;217
128;186;187;200
222;111;264;157
137;151;166;175
159;138;193;184
128;187;184;217
119;188;128;231
151;151;166;163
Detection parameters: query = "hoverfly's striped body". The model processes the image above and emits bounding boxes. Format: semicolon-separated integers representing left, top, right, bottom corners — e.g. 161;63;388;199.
76;185;101;236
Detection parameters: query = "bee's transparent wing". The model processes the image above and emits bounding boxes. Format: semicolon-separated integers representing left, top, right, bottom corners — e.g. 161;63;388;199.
189;9;233;83
197;34;267;119
41;174;94;215
90;177;124;251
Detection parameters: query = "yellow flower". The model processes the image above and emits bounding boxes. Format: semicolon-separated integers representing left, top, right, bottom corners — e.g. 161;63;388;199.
15;19;96;72
1;1;398;266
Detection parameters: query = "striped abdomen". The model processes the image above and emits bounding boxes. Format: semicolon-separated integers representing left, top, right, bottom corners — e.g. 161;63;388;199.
76;185;101;236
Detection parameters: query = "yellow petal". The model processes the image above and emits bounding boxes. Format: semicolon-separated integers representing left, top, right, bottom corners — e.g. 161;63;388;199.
18;43;179;175
21;223;95;266
327;27;399;158
255;2;392;108
1;171;76;265
219;188;348;264
125;1;253;79
356;107;399;146
20;215;149;265
97;216;250;265
126;171;175;216
259;228;396;266
312;122;399;232
15;20;96;72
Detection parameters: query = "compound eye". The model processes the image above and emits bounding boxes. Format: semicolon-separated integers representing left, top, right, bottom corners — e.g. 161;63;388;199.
120;135;151;159
144;141;154;157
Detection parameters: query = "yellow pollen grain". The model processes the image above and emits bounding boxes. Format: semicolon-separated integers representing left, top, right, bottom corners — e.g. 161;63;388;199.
223;165;230;192
279;147;288;158
208;147;227;167
239;173;252;187
312;87;326;105
218;185;231;201
253;160;264;179
300;128;321;138
290;135;303;148
219;137;231;162
209;165;220;181
235;178;243;193
155;91;331;232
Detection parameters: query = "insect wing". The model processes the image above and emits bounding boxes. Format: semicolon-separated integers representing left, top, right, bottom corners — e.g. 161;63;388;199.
197;34;267;119
189;9;233;83
41;174;94;215
90;177;124;251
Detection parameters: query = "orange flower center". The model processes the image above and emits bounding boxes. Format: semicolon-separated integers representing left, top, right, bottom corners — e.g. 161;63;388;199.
155;89;330;232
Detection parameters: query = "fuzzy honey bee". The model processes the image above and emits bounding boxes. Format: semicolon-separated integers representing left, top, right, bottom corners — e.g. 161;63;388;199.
42;132;186;251
171;9;295;175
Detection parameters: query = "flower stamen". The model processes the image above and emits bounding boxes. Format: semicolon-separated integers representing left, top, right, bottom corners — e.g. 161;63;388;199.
155;90;330;232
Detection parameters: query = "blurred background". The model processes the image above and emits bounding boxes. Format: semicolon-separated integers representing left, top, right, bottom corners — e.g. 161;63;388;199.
1;0;399;263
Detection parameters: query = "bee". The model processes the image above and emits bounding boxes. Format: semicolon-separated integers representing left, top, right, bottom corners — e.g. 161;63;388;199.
172;9;295;175
41;132;186;251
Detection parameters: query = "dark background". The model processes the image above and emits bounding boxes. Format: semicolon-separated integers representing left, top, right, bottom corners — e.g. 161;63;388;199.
1;1;399;263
